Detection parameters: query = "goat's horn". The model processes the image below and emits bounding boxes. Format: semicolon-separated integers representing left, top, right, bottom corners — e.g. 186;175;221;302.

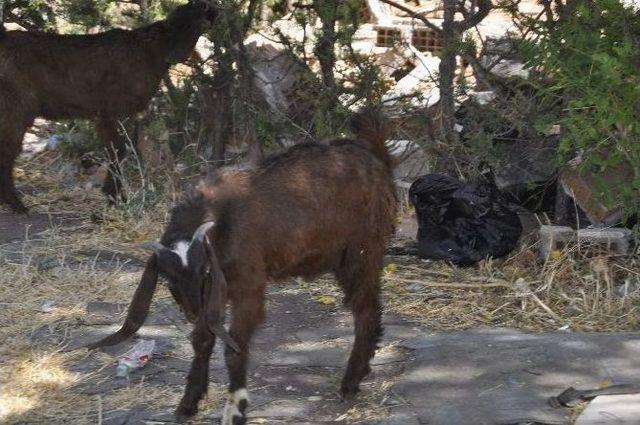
192;221;215;244
141;240;166;254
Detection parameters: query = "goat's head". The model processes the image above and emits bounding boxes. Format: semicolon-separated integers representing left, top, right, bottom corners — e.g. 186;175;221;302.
144;222;215;322
88;221;240;351
190;0;219;27
162;0;219;64
143;221;239;351
168;0;219;30
87;220;239;352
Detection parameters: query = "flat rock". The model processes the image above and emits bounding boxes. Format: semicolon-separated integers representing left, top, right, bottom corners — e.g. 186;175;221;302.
575;394;640;425
248;398;313;419
266;342;348;368
394;328;640;425
371;346;406;365
65;324;180;353
371;409;420;425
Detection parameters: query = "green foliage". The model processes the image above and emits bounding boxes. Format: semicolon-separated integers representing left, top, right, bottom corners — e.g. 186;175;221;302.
58;0;112;29
54;121;102;159
269;0;388;140
519;0;640;218
3;0;57;30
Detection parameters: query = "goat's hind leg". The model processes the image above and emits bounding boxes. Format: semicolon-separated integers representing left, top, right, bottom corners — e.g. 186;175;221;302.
96;118;128;205
336;247;384;398
176;321;216;421
222;287;266;425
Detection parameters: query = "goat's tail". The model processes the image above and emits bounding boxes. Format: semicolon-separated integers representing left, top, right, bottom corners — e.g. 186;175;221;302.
350;107;393;169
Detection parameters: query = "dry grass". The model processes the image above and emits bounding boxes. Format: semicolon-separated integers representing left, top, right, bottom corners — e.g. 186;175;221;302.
301;241;640;333
379;243;640;332
336;380;394;423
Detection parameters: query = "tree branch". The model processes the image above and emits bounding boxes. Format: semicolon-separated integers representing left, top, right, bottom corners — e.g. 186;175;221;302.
378;0;442;33
454;0;491;32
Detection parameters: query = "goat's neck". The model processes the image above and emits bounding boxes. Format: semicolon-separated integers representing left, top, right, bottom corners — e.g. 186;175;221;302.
138;22;202;66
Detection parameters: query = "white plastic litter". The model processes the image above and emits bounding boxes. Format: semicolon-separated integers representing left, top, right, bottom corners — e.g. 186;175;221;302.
116;339;155;377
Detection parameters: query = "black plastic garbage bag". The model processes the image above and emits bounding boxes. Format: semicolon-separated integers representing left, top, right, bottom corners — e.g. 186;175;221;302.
409;174;522;266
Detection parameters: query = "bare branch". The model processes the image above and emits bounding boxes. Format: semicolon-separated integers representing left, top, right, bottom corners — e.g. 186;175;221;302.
378;0;442;33
454;0;491;32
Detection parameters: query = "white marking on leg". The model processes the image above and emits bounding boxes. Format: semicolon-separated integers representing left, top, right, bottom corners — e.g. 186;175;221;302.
171;240;190;267
221;388;250;425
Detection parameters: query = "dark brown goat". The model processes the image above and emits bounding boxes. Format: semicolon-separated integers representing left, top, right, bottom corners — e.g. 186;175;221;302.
88;110;398;424
0;0;217;213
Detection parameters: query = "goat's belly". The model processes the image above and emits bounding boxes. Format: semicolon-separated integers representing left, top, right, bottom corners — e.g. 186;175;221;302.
40;105;97;120
37;81;159;119
268;250;339;280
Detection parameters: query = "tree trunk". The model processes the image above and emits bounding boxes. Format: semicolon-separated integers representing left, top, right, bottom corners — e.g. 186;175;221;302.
438;0;458;147
313;0;340;133
139;0;150;24
314;0;339;92
200;54;234;166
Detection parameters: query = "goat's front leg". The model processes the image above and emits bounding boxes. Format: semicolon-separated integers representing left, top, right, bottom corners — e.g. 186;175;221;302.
222;289;265;425
0;154;27;214
0;120;32;214
176;320;215;421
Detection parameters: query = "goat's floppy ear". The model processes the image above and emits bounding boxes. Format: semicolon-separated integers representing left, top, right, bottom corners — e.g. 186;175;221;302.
202;236;240;352
86;255;159;350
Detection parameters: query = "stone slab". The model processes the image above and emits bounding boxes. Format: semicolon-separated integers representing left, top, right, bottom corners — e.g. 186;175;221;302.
394;328;640;425
575;394;640;425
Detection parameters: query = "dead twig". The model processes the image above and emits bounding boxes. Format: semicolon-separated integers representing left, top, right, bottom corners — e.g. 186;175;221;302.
385;276;512;289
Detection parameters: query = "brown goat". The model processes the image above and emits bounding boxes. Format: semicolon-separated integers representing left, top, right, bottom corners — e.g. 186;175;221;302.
88;110;398;424
0;0;217;213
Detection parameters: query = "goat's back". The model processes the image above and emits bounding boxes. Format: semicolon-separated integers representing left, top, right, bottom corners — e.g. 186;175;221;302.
215;141;397;280
0;29;171;119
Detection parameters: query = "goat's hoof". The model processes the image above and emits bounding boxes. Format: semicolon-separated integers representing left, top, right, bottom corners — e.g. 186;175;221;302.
339;383;360;401
222;390;249;425
222;412;247;425
175;404;197;422
232;415;247;425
